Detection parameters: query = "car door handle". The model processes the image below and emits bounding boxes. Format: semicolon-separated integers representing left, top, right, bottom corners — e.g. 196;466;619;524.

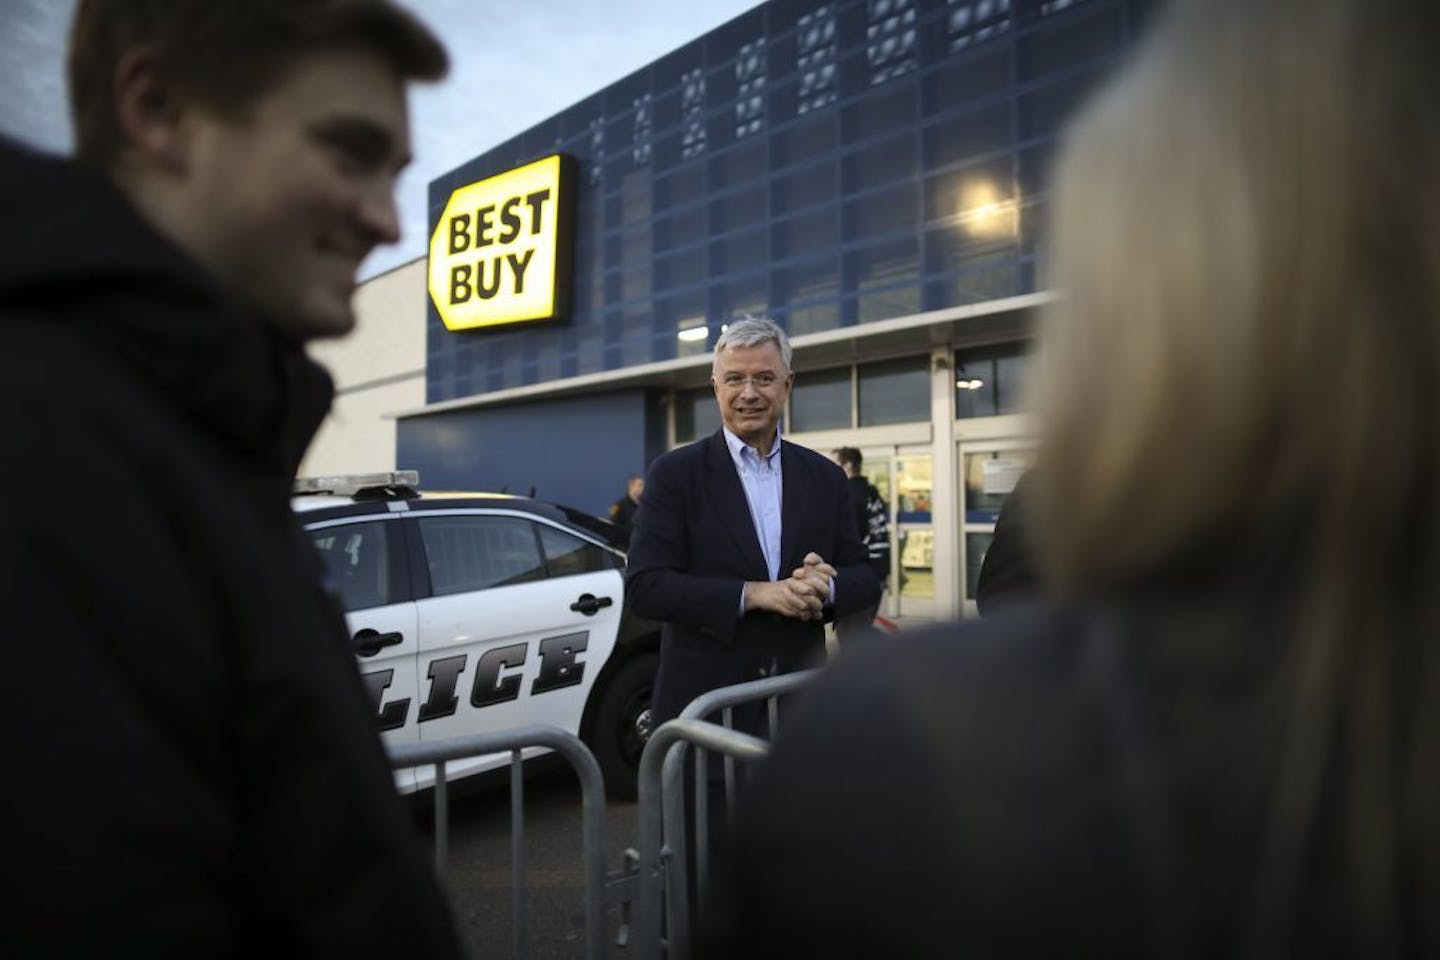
353;628;403;658
569;593;614;616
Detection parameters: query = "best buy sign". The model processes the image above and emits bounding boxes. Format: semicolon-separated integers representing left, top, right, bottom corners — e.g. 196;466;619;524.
428;154;574;331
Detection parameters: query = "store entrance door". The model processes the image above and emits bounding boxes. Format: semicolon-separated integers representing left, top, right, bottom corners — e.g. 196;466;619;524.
957;440;1035;617
851;446;935;622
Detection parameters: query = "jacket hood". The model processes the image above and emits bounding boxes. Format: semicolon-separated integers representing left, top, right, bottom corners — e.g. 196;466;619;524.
0;138;333;478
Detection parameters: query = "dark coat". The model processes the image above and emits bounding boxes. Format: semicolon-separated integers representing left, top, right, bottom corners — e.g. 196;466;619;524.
610;493;639;547
0;140;460;957
625;430;879;724
705;600;1436;957
975;470;1042;616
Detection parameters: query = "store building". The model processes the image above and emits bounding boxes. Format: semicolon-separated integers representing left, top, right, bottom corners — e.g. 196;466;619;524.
304;0;1160;620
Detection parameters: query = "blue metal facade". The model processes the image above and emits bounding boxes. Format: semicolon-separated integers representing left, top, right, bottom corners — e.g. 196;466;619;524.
396;389;666;516
423;0;1158;406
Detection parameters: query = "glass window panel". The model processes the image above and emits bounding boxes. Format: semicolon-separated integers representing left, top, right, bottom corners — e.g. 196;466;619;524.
894;453;933;521
954;340;1031;418
790;366;851;432
994;351;1029;413
922;104;1012;169
922;46;1011;114
842;84;915;142
771;113;836;168
620;223;651;261
535;340;562;383
712;227;769;274
418;516;545;596
772;206;838;259
775;252;839;305
1017;141;1057;196
858;355;928;426
539;524;620;577
619;168;651;223
924;215;1017;276
845;182;915;240
655;289;709;357
308;521;392;612
923;155;1016;224
1017;7;1120;81
842;135;915;192
675;387;722;443
711;184;768;233
962;449;1035;522
713;271;769;320
655;204;706;249
655;165;704;209
655;246;707;290
787;300;841;336
1019;200;1048;255
710;140;766;188
772;164;836;214
619;307;653;365
576;314;605;375
620;258;652;303
858;284;920;323
1017;70;1106;139
848;236;918;293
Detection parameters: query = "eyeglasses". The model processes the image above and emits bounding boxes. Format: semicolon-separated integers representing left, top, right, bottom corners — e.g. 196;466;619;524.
716;372;784;390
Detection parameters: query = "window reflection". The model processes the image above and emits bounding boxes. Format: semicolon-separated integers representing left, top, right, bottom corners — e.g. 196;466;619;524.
954;341;1029;418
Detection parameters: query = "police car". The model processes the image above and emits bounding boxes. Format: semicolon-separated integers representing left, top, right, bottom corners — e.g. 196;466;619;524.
294;471;657;799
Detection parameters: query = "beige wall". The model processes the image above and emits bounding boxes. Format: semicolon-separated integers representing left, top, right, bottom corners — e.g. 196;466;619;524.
299;258;427;477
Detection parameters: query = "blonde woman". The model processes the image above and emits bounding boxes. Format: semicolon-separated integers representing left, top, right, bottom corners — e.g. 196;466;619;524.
706;0;1440;956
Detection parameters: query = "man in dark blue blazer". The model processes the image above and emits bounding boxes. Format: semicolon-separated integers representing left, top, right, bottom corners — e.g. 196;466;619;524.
626;317;881;727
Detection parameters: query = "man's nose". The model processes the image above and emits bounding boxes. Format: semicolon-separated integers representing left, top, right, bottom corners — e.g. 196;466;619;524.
739;377;762;398
357;184;402;246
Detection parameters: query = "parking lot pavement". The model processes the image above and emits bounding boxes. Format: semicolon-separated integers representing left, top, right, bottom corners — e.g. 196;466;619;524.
415;768;640;959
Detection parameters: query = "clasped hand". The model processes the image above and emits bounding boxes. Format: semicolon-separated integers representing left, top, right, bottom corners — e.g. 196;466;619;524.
746;552;836;621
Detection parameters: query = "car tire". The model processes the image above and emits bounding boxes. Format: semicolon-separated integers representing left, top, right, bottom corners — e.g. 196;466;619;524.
589;651;657;800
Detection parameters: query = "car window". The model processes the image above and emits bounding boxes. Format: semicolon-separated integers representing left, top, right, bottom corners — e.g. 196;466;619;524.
538;523;621;578
418;515;546;596
309;520;391;612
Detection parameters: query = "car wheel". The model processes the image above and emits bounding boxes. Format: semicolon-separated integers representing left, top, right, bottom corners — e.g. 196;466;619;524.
590;651;657;800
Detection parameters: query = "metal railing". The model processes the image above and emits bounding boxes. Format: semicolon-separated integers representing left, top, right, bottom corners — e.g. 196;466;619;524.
388;670;818;960
389;726;608;960
634;670;819;960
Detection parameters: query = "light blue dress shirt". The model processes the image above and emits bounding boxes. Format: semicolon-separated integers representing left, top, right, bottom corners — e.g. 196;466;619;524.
723;426;784;585
722;427;837;618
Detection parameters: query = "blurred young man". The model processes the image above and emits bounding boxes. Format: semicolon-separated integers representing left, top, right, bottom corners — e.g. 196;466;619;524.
0;2;461;954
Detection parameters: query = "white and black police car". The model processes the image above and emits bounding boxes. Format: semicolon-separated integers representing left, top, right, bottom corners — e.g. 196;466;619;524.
295;472;657;799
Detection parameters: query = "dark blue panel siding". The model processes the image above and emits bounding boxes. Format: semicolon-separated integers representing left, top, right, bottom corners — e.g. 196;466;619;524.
426;0;1154;405
397;390;663;518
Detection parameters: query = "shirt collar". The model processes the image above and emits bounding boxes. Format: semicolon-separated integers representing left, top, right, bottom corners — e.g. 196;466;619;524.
722;425;783;468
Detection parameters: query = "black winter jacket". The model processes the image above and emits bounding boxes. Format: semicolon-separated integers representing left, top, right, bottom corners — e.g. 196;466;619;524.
0;140;461;957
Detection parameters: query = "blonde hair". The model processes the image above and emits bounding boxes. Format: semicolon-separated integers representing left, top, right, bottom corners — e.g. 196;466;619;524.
1036;0;1440;951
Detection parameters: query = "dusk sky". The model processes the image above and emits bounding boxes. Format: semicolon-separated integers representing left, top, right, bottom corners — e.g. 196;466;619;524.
0;0;760;277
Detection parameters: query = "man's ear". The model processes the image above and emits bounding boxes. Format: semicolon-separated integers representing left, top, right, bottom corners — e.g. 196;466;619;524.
112;48;190;173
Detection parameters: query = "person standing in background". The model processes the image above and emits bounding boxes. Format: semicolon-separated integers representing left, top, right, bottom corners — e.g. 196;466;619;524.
626;316;880;729
831;446;890;639
609;474;645;548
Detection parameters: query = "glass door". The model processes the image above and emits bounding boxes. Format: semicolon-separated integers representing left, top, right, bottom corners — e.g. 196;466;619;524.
958;440;1034;617
892;447;936;620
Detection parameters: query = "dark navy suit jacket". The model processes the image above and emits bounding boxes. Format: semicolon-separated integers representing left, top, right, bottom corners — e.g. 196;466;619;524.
626;429;881;724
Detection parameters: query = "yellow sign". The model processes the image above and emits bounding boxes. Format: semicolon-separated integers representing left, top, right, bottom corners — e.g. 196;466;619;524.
428;154;573;331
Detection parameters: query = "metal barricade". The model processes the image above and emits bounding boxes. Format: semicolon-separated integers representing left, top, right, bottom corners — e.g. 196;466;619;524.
389;725;608;960
634;670;818;960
